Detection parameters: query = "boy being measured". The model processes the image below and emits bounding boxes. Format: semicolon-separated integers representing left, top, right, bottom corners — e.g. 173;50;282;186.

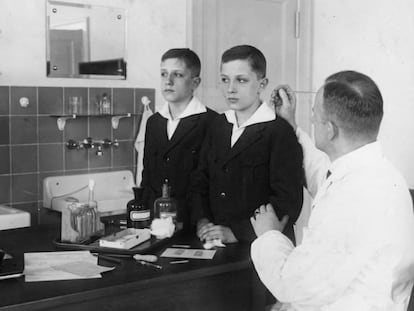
191;45;303;244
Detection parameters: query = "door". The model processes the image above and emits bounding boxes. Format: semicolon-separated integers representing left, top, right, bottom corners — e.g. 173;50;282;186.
49;29;84;77
190;0;311;117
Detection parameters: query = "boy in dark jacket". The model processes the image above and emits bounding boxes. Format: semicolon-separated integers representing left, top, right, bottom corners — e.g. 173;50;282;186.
141;48;217;231
192;45;303;243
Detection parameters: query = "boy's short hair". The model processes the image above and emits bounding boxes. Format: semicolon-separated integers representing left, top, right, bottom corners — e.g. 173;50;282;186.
161;48;201;78
221;45;266;79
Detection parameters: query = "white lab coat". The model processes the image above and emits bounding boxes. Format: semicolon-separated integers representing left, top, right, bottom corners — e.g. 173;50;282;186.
251;128;414;311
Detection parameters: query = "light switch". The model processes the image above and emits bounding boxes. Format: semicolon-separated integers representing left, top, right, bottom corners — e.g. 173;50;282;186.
19;97;29;108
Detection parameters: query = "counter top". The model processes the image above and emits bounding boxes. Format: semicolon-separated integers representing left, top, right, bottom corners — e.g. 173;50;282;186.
0;224;264;311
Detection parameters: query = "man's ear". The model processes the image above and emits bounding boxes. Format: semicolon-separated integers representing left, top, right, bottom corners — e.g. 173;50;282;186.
326;121;338;141
192;76;201;89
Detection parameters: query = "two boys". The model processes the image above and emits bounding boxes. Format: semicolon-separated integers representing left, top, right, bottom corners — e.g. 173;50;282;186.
141;45;303;242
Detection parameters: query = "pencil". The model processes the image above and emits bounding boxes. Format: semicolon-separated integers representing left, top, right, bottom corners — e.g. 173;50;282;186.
171;244;191;248
136;260;163;270
170;260;189;264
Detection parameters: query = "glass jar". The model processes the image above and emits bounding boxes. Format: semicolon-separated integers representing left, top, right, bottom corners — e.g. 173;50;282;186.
153;179;177;224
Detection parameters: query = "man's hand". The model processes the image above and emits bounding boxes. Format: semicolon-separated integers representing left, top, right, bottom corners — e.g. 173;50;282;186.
250;203;289;237
270;85;297;130
197;220;237;243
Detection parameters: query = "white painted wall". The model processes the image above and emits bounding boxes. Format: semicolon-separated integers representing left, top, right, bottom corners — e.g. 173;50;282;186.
1;0;413;187
312;0;414;188
0;0;188;106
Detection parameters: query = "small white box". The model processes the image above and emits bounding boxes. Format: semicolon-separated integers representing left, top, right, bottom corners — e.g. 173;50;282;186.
0;205;30;230
99;228;150;249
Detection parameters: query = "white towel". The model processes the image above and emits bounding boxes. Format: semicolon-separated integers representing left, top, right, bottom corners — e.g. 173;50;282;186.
135;97;153;186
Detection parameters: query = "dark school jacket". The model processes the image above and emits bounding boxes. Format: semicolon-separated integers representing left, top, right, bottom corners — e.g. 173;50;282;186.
141;108;218;231
191;114;304;243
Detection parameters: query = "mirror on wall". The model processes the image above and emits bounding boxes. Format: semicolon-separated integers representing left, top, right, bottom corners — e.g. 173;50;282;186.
46;0;127;79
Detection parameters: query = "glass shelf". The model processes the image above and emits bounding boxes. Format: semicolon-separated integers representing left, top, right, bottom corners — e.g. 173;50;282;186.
50;113;139;130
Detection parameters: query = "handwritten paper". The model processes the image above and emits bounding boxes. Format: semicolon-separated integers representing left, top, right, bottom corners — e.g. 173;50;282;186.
160;248;216;260
24;251;114;282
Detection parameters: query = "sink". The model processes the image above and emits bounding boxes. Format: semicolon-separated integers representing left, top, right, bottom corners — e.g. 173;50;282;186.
43;170;135;216
0;205;31;230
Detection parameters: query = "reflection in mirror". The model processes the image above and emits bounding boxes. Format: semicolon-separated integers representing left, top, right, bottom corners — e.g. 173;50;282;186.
46;0;127;79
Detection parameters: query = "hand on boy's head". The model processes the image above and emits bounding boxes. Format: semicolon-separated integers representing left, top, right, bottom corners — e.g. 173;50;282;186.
250;203;289;237
271;84;296;107
271;85;297;130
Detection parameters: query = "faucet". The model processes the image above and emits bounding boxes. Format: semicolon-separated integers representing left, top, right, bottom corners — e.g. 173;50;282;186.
65;137;118;156
66;139;79;150
82;137;93;149
95;144;103;156
102;138;112;148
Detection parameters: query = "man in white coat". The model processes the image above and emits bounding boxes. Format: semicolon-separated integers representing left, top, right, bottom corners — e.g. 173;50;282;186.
250;70;414;311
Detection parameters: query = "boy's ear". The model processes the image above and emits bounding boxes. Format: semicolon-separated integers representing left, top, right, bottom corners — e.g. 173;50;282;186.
259;78;269;89
192;76;201;89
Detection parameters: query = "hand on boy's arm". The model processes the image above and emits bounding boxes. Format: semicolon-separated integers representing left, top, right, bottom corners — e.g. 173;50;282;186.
250;203;289;237
197;220;238;244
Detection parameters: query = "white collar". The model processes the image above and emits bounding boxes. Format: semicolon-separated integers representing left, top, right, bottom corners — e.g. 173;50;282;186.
158;96;206;121
329;141;383;179
224;101;275;129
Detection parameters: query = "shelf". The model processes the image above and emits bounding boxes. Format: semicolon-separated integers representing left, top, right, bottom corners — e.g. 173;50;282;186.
50;113;138;130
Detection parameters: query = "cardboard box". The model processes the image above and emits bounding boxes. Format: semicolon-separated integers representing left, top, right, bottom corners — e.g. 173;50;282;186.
99;228;150;249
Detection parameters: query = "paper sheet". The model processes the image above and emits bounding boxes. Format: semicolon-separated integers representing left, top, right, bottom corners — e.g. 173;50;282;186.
160;248;216;259
51;260;115;278
24;251;114;282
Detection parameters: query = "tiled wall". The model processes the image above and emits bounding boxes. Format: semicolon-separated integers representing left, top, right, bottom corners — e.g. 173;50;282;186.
0;86;155;225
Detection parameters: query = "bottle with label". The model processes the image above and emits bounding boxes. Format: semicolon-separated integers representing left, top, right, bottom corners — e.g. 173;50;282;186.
153;179;177;224
127;187;150;229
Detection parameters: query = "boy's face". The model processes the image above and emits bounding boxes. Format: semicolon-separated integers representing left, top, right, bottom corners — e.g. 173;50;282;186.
220;60;267;114
160;58;200;105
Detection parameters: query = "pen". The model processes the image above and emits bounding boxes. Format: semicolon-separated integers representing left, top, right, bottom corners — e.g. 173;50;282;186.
170;260;189;264
136;260;163;270
171;244;191;248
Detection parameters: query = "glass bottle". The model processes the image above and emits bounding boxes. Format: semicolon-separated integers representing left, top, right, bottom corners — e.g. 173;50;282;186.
101;93;111;115
88;179;98;210
153;179;177;224
127;187;150;229
87;180;98;235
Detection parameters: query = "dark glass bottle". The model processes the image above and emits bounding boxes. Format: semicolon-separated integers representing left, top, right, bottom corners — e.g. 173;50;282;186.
127;187;150;229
